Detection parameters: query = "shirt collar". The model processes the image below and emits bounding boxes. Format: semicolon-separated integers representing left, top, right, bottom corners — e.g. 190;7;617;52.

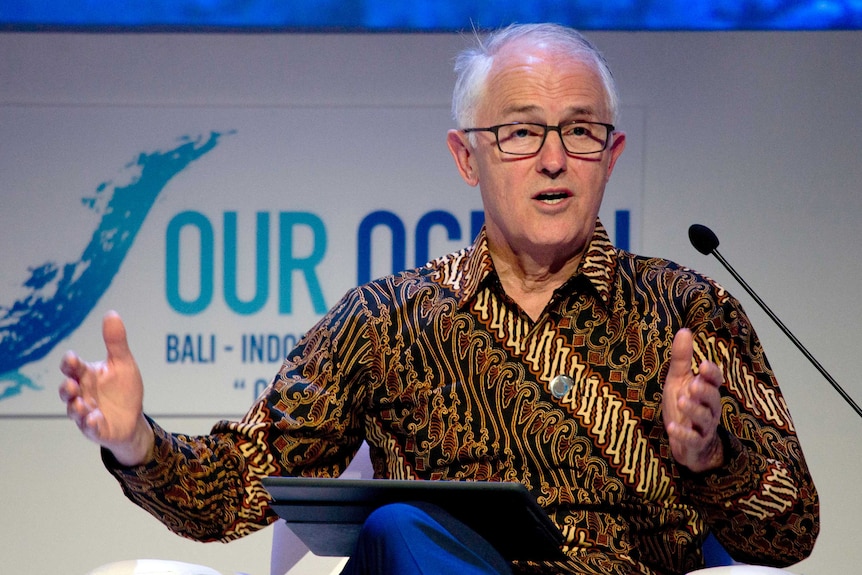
434;219;618;309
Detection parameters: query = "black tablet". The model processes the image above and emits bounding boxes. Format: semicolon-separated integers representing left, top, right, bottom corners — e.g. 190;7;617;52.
262;477;565;561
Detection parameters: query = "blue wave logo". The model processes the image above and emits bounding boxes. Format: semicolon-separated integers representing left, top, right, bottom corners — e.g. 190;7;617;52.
0;132;225;401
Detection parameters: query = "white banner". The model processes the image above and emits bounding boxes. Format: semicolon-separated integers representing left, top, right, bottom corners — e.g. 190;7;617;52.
0;104;642;415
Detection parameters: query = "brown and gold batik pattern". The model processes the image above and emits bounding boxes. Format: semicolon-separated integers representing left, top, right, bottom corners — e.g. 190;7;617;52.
107;220;818;575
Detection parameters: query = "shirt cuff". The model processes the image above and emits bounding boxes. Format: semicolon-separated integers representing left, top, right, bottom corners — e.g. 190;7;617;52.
679;427;757;504
101;416;177;487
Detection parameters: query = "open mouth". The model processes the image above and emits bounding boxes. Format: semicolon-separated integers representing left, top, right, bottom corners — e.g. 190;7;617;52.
534;190;571;204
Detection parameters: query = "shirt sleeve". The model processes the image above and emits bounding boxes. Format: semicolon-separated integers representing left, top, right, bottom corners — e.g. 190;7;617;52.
679;283;820;566
102;287;375;542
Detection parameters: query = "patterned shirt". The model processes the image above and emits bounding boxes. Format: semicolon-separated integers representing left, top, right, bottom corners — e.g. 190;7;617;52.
108;220;819;575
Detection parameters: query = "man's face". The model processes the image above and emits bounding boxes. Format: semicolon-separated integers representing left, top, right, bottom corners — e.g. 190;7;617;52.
448;41;625;267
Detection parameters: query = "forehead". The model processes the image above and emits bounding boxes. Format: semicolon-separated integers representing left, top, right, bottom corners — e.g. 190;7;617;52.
478;41;610;122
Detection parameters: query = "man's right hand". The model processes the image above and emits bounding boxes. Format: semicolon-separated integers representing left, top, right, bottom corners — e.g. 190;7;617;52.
59;310;154;467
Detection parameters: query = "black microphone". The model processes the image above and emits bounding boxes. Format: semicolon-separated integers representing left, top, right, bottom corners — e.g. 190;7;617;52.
688;223;862;419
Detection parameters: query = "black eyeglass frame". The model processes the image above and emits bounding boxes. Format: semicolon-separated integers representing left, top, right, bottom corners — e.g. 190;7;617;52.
462;121;616;156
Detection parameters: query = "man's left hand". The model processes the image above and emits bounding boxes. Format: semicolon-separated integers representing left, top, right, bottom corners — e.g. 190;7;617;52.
662;328;725;473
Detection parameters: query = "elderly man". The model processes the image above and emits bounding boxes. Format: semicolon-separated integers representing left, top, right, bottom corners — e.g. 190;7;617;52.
61;23;818;575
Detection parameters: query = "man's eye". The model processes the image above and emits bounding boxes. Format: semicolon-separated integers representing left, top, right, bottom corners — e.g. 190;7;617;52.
565;125;589;137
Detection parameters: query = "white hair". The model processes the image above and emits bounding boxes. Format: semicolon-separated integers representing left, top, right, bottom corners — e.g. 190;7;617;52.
451;23;620;129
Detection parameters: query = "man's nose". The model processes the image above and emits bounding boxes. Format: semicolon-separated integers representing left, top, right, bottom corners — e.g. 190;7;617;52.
537;129;568;175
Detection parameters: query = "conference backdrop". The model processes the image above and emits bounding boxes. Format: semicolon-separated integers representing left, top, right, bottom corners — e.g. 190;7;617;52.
0;104;644;416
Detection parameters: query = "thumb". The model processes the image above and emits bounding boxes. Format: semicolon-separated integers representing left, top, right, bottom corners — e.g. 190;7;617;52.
668;328;694;382
102;310;132;364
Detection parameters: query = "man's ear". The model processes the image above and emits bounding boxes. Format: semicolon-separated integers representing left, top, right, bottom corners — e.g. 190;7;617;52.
605;131;626;182
447;129;479;187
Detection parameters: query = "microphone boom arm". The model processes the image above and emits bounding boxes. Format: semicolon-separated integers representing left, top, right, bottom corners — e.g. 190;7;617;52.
709;246;862;419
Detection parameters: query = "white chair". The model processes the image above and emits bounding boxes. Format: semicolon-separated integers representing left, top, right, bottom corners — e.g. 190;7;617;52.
272;442;374;575
687;566;796;574
693;534;797;575
86;559;224;574
84;445;374;575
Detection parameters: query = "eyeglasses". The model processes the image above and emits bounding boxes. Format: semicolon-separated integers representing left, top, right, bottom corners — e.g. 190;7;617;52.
462;121;615;156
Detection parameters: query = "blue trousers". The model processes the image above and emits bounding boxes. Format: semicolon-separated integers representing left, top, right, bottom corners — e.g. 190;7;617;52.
340;502;514;575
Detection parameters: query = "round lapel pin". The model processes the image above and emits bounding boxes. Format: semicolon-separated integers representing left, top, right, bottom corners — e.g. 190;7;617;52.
550;374;574;398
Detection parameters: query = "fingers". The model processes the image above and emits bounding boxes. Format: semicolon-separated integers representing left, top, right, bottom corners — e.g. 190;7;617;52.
682;361;723;431
59;348;98;404
59;351;87;406
58;376;79;404
675;388;720;435
65;389;95;430
59;325;105;434
663;328;727;472
676;360;722;430
62;369;105;441
65;394;89;428
59;349;85;380
669;329;723;388
697;359;724;389
667;328;694;382
102;310;132;364
59;310;143;450
665;419;701;446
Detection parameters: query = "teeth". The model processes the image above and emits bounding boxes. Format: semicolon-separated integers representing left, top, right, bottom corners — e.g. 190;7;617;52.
537;193;567;203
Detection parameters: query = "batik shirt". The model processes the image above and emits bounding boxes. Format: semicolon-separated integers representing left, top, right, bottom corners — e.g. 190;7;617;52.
107;220;819;575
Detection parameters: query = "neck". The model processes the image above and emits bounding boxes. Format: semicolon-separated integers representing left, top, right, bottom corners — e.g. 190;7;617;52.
490;245;583;321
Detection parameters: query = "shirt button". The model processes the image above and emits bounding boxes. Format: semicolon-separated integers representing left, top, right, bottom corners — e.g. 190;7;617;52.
550;374;574;398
